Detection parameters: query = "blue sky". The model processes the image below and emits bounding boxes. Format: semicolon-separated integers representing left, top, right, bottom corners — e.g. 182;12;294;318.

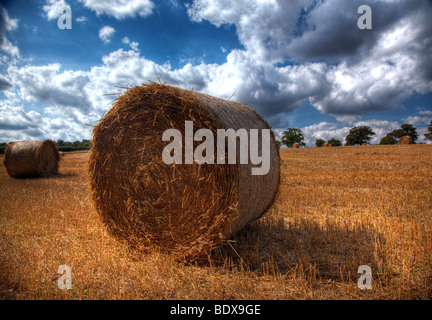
1;0;431;145
4;1;242;69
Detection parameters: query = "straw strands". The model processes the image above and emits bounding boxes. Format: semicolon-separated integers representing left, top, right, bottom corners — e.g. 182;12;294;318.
399;136;413;145
88;83;280;261
3;140;60;178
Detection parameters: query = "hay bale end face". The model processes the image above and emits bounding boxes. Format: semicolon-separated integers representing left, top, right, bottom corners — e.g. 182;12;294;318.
88;83;280;260
292;143;300;148
3;140;60;178
399;136;413;145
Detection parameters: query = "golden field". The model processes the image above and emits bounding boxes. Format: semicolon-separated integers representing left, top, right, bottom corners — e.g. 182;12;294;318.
0;145;431;300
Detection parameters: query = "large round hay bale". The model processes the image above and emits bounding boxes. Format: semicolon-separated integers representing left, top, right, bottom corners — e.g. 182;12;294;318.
3;140;60;178
292;143;300;148
399;136;413;145
88;83;280;260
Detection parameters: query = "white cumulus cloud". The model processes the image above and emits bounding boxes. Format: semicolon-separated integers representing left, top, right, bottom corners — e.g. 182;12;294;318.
2;1;432;143
42;0;70;21
78;0;154;19
75;16;87;23
99;26;116;44
122;37;139;51
187;0;432;121
0;6;20;61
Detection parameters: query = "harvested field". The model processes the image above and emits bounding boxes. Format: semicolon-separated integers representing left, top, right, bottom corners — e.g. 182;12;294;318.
1;145;431;300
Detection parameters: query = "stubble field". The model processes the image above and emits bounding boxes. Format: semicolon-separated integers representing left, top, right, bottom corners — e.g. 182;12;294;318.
0;145;431;299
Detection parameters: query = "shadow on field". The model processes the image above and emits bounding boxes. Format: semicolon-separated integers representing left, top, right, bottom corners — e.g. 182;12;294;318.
212;217;387;281
53;173;79;179
5;173;79;180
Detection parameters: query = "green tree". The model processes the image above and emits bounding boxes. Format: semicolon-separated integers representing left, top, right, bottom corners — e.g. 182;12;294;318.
56;140;65;147
379;133;397;145
315;139;326;147
327;138;342;146
282;128;306;148
81;140;91;149
390;124;418;143
345;126;376;146
425;120;432;141
0;142;6;154
380;124;419;145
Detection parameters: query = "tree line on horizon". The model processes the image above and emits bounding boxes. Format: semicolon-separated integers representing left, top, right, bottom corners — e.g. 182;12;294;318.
55;139;91;151
0;139;91;154
277;120;432;148
1;120;432;153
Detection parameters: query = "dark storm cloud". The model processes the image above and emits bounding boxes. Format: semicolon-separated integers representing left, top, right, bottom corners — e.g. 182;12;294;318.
0;122;28;131
287;0;432;117
0;74;12;90
0;6;9;47
8;64;94;113
186;0;432;121
287;0;424;62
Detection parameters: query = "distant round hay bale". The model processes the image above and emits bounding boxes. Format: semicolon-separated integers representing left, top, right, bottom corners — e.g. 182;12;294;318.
361;143;367;146
59;151;65;156
292;143;300;148
323;143;332;147
88;83;280;260
399;136;413;145
3;140;60;178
